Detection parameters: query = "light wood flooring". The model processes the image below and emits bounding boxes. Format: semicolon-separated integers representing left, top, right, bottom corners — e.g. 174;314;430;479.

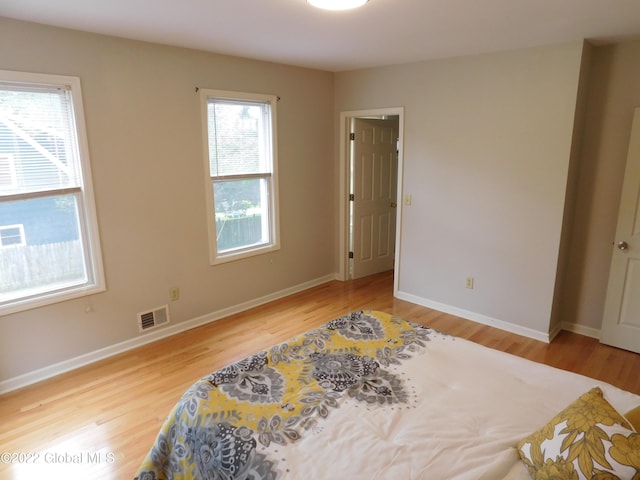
1;270;639;479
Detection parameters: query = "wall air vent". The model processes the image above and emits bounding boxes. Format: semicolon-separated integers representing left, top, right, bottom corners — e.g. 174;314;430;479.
137;304;170;332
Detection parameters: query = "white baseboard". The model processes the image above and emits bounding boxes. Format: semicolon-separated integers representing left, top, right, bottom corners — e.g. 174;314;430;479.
0;273;338;395
561;321;601;339
395;290;553;343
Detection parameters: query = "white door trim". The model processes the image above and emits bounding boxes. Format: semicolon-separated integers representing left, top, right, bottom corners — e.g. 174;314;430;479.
338;107;405;295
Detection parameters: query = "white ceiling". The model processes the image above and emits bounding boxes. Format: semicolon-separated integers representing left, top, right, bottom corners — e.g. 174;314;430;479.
1;0;640;72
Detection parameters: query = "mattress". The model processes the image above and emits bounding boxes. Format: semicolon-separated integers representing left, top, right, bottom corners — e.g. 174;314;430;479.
134;310;640;479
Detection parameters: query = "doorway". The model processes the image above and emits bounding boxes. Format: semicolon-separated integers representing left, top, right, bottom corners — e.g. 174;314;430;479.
338;108;404;287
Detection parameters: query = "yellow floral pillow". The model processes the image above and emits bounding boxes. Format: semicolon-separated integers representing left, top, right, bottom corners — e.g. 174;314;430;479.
517;387;640;480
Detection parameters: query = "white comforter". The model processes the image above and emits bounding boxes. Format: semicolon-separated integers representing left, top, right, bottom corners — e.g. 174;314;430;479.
135;310;640;480
281;323;639;479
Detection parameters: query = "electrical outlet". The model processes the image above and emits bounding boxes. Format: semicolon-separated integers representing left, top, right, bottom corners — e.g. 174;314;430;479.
169;287;180;301
465;277;474;289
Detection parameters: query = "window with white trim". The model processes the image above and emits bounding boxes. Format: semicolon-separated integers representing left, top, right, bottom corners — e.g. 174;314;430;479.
200;89;280;264
0;224;25;247
0;70;105;314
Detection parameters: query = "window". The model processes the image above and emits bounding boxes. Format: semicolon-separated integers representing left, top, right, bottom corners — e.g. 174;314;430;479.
0;224;25;248
0;70;105;314
200;89;280;264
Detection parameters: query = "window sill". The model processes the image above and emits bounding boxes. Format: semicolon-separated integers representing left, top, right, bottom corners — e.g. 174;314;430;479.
210;243;280;266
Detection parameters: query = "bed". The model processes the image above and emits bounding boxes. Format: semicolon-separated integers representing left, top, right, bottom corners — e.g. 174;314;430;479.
134;310;640;480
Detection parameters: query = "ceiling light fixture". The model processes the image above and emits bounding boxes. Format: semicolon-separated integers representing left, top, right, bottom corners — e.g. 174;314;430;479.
307;0;368;11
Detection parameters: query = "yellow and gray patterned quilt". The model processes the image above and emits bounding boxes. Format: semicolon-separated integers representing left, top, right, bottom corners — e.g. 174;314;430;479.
134;310;640;480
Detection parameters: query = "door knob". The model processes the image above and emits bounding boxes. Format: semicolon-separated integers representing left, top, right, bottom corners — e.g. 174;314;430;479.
390;202;397;208
618;241;629;251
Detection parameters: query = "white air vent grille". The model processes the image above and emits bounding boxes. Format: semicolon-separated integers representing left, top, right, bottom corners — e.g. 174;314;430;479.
137;304;170;332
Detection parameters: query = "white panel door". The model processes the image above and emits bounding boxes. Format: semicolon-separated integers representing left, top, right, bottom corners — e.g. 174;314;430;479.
601;108;640;353
351;118;398;279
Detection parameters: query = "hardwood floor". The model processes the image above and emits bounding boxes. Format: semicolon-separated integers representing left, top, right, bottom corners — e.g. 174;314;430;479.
1;270;639;479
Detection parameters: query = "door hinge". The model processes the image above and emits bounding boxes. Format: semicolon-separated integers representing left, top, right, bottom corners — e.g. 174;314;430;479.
348;251;354;259
349;193;355;201
349;132;355;141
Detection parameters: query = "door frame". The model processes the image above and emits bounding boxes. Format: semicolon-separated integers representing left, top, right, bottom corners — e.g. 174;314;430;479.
338;107;405;293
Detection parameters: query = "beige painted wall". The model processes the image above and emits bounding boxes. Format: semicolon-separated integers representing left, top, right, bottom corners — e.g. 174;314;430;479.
0;17;335;383
2;14;637;386
335;43;585;336
562;40;640;332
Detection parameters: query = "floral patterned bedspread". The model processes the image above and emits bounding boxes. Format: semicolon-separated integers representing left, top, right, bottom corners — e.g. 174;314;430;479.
134;310;640;480
134;310;436;480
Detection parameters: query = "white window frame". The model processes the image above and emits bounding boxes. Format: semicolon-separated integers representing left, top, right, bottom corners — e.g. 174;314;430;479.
200;89;280;265
0;69;105;315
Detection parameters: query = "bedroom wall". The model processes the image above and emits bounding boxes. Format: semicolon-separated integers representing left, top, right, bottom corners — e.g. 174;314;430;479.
0;17;335;386
561;39;640;333
334;43;585;339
